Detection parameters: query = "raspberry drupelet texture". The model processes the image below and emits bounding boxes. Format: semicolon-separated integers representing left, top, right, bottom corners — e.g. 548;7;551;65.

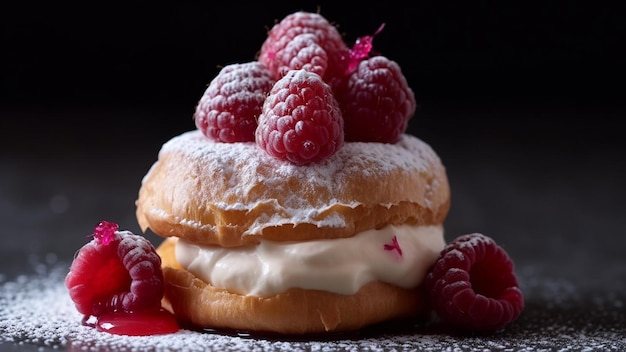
424;233;525;333
258;11;350;89
274;33;329;79
194;62;275;143
337;55;416;143
255;69;344;165
65;221;165;318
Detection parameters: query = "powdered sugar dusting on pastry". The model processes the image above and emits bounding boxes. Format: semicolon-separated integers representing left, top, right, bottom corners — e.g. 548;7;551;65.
157;129;442;218
137;129;449;242
161;130;437;177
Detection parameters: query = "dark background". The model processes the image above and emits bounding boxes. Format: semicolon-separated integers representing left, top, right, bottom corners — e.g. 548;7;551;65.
3;1;624;106
2;1;624;149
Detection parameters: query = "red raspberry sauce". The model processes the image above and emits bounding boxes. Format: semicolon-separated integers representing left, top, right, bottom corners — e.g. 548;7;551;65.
95;308;179;336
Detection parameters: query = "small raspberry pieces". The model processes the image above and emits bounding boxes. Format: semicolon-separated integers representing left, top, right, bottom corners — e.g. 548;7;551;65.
194;62;275;143
65;221;165;318
255;69;344;165
94;220;118;245
337;56;416;143
259;11;349;85
344;23;385;75
424;233;525;333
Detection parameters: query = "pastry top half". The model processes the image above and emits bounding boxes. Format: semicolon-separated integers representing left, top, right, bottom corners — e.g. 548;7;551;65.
136;129;450;247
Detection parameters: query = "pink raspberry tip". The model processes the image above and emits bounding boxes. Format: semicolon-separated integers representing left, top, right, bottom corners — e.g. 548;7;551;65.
255;69;344;165
424;233;525;333
93;220;119;245
344;23;385;75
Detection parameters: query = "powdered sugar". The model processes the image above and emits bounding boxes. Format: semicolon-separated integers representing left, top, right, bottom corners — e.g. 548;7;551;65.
2;261;624;351
159;129;439;211
140;129;447;236
160;130;437;184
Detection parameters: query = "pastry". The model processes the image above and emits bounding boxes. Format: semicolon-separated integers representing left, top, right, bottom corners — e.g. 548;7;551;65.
135;11;451;334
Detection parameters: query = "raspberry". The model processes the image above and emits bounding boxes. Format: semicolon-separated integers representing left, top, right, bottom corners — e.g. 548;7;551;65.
337;55;416;143
258;11;349;85
255;69;344;165
65;221;165;317
424;233;525;333
194;61;275;143
274;33;328;79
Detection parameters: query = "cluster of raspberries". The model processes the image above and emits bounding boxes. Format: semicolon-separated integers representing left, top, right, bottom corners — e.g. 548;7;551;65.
193;11;417;165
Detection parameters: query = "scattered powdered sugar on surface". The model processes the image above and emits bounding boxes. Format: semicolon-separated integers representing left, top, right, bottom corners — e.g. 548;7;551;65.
2;261;625;351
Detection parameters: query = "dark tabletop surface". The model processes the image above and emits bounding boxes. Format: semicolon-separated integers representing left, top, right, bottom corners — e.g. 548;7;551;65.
2;1;625;350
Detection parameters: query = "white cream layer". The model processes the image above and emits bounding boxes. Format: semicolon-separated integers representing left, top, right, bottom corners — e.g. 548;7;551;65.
175;224;445;297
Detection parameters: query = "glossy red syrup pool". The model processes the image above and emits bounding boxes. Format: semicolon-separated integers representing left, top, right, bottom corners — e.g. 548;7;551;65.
88;308;179;336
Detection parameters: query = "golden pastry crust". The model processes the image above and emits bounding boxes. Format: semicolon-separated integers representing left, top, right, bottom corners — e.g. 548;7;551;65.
156;238;428;334
136;130;450;247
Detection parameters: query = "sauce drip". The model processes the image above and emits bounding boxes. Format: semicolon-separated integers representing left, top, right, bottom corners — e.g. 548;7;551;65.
94;308;179;336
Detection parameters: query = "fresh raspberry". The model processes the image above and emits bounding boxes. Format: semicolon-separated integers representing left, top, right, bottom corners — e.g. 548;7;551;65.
258;11;349;85
337;55;416;143
424;233;525;333
194;61;275;143
65;221;165;318
255;69;344;165
274;33;328;79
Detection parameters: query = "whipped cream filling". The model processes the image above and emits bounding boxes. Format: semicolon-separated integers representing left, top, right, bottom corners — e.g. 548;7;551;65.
175;224;445;297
